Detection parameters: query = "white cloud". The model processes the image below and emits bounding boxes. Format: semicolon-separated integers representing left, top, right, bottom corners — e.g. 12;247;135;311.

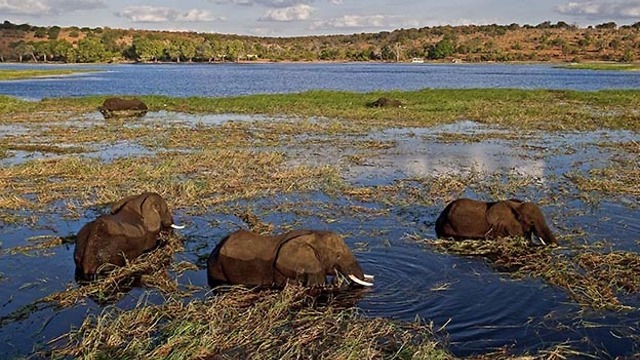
0;0;105;16
260;4;313;21
178;9;219;22
214;0;316;8
311;14;419;30
117;6;177;23
117;6;220;23
555;1;640;19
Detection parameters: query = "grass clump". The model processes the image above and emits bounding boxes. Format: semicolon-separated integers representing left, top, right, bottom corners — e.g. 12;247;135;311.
47;285;452;360
560;63;640;71
0;69;96;81
419;237;640;311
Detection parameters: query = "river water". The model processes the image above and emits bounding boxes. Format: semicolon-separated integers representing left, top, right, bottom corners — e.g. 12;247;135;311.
0;63;639;358
1;62;640;100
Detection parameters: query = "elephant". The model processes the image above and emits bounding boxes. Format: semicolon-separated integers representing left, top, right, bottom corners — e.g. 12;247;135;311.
74;192;185;280
99;97;148;118
369;97;403;108
435;198;557;245
207;229;374;288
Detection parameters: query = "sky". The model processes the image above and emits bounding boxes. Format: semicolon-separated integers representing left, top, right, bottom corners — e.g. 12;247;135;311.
1;0;639;37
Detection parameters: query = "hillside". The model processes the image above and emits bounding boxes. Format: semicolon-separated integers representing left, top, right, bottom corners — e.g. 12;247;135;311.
1;20;639;64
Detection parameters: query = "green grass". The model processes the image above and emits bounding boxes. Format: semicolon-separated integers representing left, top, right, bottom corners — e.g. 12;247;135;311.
2;88;640;131
559;63;640;71
0;69;96;81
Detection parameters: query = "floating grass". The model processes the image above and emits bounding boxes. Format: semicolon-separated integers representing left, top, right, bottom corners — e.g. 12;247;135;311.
418;236;640;311
0;69;97;81
45;285;452;360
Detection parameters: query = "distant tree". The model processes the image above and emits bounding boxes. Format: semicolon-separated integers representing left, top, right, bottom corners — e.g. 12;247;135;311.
596;22;617;29
75;37;108;62
48;26;61;40
428;35;456;59
132;36;165;62
34;27;47;38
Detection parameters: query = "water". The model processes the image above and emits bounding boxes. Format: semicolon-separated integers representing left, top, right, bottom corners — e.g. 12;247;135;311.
0;65;639;358
1;62;640;101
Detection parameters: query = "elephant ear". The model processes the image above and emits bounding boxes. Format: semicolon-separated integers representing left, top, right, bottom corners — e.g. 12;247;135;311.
110;194;144;214
486;202;523;238
275;236;325;287
140;194;162;233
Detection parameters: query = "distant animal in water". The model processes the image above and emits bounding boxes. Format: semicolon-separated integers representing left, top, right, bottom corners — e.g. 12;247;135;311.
369;97;403;108
99;97;148;118
435;198;557;246
74;192;184;280
207;229;374;288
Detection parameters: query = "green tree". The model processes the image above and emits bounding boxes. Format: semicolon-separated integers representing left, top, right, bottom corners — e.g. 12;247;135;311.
132;36;165;62
428;37;456;59
48;26;61;40
75;37;107;62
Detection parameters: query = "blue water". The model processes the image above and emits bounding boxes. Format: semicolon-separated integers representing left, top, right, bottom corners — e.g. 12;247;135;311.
1;62;639;100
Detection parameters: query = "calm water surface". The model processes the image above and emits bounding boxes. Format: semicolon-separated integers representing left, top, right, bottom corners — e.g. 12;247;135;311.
1;62;640;100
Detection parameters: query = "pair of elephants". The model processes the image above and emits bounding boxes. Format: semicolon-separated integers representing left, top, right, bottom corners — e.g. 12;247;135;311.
74;192;557;288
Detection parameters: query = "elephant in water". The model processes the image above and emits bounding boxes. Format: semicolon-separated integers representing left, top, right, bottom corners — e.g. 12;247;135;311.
74;192;184;280
99;97;148;118
207;229;374;288
435;198;557;245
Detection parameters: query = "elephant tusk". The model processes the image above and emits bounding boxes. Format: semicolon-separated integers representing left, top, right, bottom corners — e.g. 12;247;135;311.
531;232;546;246
348;274;373;287
171;224;186;230
364;274;375;281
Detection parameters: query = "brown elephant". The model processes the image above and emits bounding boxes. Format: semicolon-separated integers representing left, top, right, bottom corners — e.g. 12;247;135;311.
207;229;374;288
435;198;557;245
99;97;148;118
74;192;184;280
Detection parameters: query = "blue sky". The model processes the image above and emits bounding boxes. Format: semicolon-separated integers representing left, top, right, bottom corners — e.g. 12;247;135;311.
1;0;639;36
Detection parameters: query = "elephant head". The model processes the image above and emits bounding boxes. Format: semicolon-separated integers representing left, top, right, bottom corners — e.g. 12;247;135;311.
74;192;184;280
435;198;557;246
207;229;373;288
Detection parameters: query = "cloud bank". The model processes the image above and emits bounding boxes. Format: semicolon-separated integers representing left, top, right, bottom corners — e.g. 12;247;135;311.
116;6;220;23
555;1;640;19
0;0;106;16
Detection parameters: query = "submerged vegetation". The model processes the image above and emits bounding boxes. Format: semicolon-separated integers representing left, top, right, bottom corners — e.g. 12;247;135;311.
47;285;452;359
419;237;640;311
0;88;639;358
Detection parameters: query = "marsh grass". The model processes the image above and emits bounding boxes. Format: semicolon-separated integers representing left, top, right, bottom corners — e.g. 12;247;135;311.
560;63;640;71
3;235;74;256
46;284;452;360
419;237;640;311
3;89;640;130
0;69;96;81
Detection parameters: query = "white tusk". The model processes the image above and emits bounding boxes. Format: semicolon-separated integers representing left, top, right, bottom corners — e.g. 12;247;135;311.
348;274;373;287
532;233;546;246
171;224;185;230
364;274;375;281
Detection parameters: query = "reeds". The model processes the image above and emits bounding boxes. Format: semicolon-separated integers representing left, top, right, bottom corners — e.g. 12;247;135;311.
420;237;640;311
47;285;453;360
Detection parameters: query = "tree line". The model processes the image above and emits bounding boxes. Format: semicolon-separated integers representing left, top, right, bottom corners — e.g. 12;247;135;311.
1;20;639;64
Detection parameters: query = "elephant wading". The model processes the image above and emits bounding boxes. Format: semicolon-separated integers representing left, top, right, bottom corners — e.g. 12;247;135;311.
99;97;148;118
435;198;557;245
74;192;184;280
207;229;374;288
